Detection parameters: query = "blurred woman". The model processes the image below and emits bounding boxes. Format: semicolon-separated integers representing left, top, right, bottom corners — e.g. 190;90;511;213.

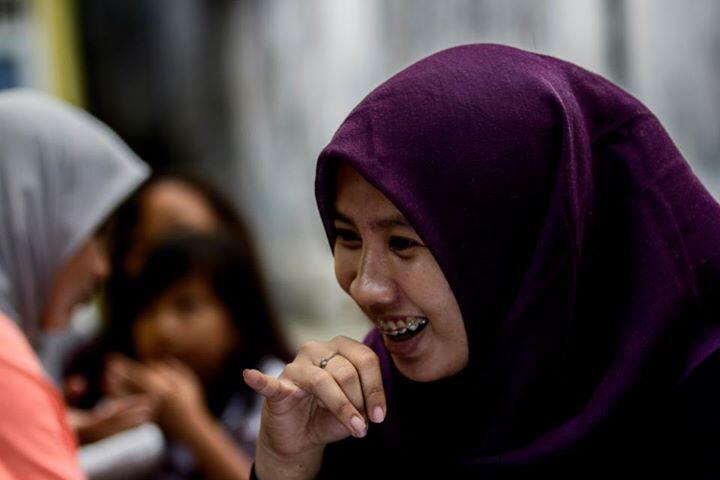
0;89;148;479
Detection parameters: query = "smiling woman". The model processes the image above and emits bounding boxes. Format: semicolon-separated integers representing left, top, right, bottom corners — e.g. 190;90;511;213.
332;163;467;382
244;44;720;479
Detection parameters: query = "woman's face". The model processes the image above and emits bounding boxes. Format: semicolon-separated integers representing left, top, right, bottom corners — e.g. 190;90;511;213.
132;275;239;381
41;235;110;330
333;163;468;381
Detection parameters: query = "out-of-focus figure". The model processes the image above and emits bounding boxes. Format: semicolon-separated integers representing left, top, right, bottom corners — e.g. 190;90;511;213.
0;89;148;480
66;173;292;479
65;171;257;408
109;232;290;479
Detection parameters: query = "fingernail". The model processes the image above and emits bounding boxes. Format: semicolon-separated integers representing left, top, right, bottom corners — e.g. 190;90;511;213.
371;406;385;423
350;416;367;437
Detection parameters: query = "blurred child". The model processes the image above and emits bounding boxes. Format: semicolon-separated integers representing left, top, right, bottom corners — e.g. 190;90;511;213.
105;231;291;479
105;171;251;331
65;171;266;410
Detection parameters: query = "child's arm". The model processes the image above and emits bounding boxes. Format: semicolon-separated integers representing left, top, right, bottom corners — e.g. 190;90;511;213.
167;401;253;480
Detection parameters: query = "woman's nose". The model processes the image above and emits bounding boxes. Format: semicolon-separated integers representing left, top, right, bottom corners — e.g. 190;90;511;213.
92;240;111;280
94;252;110;280
349;251;398;308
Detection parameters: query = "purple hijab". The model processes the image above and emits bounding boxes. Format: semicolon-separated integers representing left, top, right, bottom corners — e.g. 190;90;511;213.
315;44;720;476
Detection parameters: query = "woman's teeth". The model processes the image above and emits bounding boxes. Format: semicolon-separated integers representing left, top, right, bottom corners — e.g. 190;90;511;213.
378;317;428;339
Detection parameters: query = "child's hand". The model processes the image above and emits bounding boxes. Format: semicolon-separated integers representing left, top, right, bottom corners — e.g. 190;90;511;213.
104;354;208;439
68;395;153;444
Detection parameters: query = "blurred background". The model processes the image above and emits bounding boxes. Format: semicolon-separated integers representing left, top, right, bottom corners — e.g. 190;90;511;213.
3;0;719;346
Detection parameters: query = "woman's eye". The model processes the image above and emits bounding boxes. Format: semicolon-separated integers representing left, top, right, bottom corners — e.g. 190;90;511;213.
389;236;421;252
335;228;361;245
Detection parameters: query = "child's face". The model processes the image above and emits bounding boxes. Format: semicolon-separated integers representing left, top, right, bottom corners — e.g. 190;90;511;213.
133;275;239;381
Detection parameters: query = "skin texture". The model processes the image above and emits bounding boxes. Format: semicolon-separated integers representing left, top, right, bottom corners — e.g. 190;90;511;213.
244;163;469;480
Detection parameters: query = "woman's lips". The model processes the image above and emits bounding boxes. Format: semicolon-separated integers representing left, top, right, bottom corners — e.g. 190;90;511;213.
379;317;429;357
376;316;428;342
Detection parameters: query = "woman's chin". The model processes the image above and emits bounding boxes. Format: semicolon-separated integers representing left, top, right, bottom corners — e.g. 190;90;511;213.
388;338;469;382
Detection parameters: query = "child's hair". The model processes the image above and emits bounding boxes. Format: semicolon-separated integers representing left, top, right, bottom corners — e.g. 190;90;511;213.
111;229;292;367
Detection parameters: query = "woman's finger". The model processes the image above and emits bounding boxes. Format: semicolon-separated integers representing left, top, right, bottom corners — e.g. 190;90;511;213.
283;362;368;438
321;354;365;416
332;336;386;423
294;340;338;365
243;368;307;414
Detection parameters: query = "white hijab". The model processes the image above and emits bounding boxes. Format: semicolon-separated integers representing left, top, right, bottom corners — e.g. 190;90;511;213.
0;89;149;342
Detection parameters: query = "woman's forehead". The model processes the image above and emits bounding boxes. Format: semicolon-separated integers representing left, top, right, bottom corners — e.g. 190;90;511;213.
334;163;411;229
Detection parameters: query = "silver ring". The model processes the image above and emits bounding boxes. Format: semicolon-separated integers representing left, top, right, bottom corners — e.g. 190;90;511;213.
319;352;339;369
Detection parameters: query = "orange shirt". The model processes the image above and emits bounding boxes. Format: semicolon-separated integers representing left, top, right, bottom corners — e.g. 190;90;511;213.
0;312;84;480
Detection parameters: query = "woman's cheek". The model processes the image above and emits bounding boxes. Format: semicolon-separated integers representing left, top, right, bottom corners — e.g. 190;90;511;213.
334;251;356;293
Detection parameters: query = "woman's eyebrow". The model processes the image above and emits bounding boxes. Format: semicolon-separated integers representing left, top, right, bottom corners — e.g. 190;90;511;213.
333;211;355;226
372;215;411;230
334;211;411;230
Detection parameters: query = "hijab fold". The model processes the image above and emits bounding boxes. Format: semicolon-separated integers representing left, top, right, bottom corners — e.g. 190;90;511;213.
315;44;720;473
0;89;149;342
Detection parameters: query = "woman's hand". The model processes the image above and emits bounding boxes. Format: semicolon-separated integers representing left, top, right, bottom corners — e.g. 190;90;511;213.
68;395;153;444
104;355;207;440
243;336;386;480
